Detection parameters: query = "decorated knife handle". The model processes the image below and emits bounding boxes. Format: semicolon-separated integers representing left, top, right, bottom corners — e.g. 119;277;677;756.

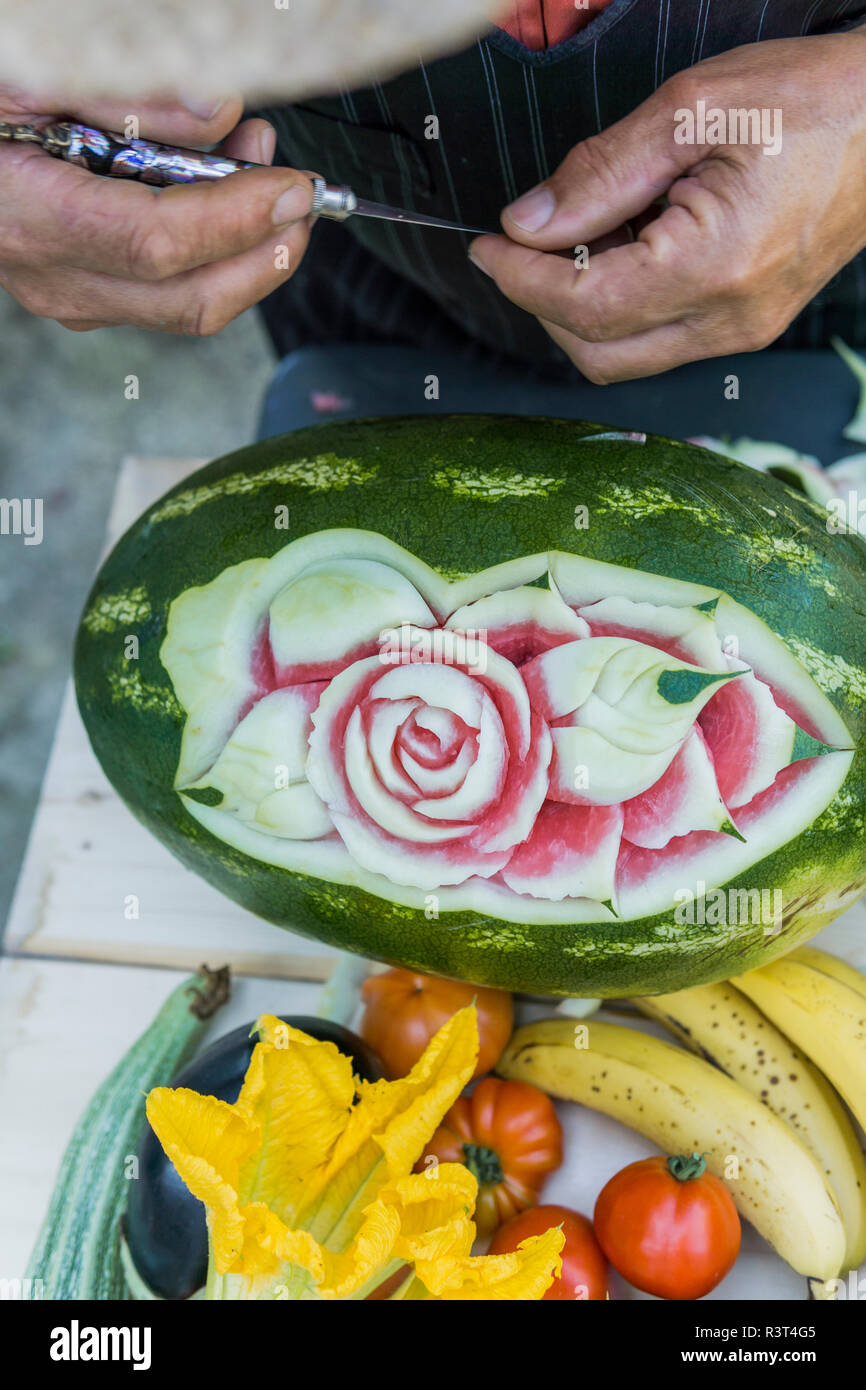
40;121;254;184
38;122;358;221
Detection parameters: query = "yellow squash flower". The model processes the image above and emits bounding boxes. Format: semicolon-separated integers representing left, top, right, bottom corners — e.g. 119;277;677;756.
146;1006;563;1300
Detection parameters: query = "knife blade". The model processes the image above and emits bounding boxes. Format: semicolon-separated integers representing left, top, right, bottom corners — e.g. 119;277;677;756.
4;121;496;236
312;179;494;236
351;196;494;236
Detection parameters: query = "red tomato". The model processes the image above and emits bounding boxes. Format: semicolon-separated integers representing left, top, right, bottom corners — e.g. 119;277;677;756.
593;1154;741;1300
418;1076;563;1236
489;1204;609;1300
360;968;513;1080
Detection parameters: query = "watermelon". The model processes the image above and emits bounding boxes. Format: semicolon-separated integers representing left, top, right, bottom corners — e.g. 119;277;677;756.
74;416;866;997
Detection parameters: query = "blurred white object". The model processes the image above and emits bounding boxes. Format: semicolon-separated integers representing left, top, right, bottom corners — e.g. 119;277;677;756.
692;433;866;538
0;0;504;101
832;337;866;444
554;997;602;1019
827;452;866;539
689;435;836;504
317;952;371;1026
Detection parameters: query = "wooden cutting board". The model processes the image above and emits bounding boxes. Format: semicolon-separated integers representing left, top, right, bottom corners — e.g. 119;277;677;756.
5;456;339;982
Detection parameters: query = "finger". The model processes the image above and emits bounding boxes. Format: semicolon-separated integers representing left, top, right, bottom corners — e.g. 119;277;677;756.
500;78;704;249
18;91;246;148
4;149;315;279
587;225;634;255
15;215;312;335
540;315;728;384
57;319;114;331
222;117;276;166
470;216;705;342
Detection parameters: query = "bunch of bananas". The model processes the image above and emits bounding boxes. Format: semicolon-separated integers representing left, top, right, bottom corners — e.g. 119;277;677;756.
497;946;866;1292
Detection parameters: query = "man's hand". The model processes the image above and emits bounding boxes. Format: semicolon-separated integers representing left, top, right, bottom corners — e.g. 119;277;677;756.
0;88;315;334
470;33;866;383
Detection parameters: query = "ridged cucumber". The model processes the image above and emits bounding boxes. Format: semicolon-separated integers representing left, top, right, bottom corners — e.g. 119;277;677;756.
26;964;230;1300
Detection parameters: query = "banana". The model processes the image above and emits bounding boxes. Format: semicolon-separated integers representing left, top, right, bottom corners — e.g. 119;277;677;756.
789;945;866;1002
732;958;866;1135
635;981;866;1271
497;1017;846;1281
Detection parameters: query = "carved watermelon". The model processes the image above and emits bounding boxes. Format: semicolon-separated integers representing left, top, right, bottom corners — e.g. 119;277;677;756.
74;416;866;996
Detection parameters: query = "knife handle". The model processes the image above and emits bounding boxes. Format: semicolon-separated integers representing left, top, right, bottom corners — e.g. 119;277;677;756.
40;121;255;183
36;121;356;220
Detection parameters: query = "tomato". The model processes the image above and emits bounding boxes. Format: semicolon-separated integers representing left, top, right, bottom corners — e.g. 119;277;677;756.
360;968;513;1080
489;1204;609;1300
593;1153;741;1300
418;1076;563;1236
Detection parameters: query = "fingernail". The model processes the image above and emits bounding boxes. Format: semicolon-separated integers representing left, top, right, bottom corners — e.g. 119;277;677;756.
468;248;492;278
257;124;277;165
505;183;555;231
179;92;227;121
272;183;314;225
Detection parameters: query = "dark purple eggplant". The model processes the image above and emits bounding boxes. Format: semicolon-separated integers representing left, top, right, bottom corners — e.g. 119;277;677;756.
123;1015;383;1299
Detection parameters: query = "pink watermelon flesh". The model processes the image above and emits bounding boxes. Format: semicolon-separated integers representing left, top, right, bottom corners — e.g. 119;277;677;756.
696;669;822;809
699;675;761;807
231;586;836;906
579;619;702;667
249;623;276;703
271;639;383;687
616;758;811;898
501;801;623;902
621;727;736;849
483;622;584;667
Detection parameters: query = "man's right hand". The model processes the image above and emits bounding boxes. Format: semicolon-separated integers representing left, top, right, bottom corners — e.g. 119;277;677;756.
0;88;315;334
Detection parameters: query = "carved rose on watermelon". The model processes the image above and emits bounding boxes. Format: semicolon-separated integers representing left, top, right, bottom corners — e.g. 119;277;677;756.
305;630;552;890
160;530;849;924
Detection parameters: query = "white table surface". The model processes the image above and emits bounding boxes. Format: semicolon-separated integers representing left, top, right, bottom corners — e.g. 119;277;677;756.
2;455;864;1300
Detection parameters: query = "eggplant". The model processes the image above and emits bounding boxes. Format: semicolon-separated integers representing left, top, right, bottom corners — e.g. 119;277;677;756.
123;1015;383;1300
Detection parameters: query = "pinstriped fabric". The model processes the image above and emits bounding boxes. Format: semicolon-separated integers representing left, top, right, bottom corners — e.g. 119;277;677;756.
756;1;773;39
522;66;551;181
802;0;828;30
697;0;714;59
370;80;456;314
590;41;603;131
476;38;520;204
691;0;707;62
415;53;522;347
416;59;466;225
257;0;866;370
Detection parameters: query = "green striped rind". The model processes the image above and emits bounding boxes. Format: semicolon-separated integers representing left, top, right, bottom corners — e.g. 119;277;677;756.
25;972;224;1298
74;417;866;996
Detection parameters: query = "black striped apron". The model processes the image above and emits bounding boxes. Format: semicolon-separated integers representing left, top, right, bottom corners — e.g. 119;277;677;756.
256;0;866;373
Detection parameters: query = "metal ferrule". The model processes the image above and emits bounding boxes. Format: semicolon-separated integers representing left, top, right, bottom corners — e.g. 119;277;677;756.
311;179;357;221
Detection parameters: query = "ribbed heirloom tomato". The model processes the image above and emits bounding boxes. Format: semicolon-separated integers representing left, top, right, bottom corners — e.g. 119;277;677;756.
360;968;513;1080
593;1154;741;1300
489;1205;609;1300
418;1077;563;1236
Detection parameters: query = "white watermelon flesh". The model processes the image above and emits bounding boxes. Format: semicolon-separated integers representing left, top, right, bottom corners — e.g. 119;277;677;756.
699;665;819;809
621;727;738;849
501;802;623;903
166;539;851;922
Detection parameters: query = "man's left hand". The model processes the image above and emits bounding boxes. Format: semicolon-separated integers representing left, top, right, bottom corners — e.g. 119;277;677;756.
469;32;866;383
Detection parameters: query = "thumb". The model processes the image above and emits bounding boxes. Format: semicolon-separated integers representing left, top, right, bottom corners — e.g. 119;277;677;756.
501;84;703;248
4;87;245;150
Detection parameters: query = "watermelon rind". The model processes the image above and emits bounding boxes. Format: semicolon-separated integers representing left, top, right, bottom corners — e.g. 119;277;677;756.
74;416;866;996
